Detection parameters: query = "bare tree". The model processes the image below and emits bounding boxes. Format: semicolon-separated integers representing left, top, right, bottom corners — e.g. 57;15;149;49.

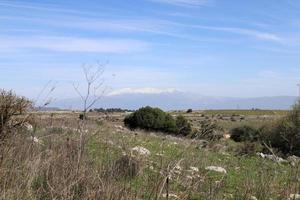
72;61;108;176
73;61;108;120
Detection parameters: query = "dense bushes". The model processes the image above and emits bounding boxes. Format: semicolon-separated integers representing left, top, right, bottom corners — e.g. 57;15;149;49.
0;89;32;140
124;106;177;133
264;101;300;156
124;106;192;135
230;125;260;142
230;101;300;156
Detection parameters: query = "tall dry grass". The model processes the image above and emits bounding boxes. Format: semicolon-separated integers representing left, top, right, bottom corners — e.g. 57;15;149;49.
0;112;299;200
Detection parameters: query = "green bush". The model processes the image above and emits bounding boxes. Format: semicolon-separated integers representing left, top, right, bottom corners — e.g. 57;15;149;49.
264;101;300;156
124;106;178;134
230;125;260;142
175;115;192;136
186;109;193;113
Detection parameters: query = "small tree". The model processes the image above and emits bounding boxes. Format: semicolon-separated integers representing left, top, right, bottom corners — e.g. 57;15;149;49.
0;89;32;140
72;62;108;176
73;62;108;120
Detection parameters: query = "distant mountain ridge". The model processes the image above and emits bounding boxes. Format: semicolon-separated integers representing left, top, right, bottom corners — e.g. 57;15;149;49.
51;90;298;110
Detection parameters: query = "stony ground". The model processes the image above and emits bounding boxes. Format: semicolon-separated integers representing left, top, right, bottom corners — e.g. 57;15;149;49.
1;111;299;200
32;111;300;200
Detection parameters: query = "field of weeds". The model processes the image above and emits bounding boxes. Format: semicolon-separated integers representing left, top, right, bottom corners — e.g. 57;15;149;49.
0;111;299;200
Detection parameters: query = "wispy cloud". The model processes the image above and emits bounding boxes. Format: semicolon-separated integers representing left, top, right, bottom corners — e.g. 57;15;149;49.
0;36;149;53
0;15;236;44
182;24;283;42
148;0;209;7
0;1;80;14
0;1;112;16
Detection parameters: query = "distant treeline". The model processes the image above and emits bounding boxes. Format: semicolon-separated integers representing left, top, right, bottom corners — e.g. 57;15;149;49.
90;108;135;113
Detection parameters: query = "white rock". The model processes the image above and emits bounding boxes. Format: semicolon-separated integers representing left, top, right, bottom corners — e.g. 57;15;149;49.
131;146;151;157
114;125;125;131
24;123;33;131
205;166;227;174
257;152;287;163
190;166;199;172
257;152;266;158
162;193;178;199
250;196;258;200
290;194;300;199
28;136;43;145
106;140;114;145
223;133;231;139
32;136;39;143
287;155;300;166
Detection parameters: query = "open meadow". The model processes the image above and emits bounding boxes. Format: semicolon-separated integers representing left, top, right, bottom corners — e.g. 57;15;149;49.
1;108;299;200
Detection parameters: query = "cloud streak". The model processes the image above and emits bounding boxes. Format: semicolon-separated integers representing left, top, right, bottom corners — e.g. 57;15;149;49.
178;24;283;42
148;0;209;7
0;1;105;16
107;87;177;96
0;36;149;53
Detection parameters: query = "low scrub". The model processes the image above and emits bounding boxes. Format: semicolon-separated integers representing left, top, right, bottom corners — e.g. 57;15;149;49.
175;115;192;136
235;141;264;156
264;101;300;156
230;125;260;142
191;120;223;141
0;89;32;141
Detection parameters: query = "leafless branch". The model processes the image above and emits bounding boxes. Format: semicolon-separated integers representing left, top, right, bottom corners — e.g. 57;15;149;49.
73;61;108;118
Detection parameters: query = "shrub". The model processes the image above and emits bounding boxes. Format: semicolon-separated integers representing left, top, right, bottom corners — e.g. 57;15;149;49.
264;101;300;156
230;125;260;142
191;120;223;141
175;115;192;136
186;109;193;113
124;106;178;134
163;114;178;133
0;89;32;140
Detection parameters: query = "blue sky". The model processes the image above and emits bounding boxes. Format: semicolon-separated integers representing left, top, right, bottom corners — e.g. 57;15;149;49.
1;0;300;100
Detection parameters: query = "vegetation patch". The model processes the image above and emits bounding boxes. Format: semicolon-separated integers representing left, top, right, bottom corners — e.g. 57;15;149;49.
124;106;192;136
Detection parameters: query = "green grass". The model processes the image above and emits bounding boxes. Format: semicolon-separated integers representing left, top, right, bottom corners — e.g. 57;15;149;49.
23;112;297;199
84;122;297;199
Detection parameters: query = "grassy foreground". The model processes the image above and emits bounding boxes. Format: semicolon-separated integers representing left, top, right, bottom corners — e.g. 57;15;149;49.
0;112;299;200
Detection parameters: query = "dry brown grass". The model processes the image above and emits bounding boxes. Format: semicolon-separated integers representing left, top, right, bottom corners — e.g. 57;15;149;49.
0;112;299;200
